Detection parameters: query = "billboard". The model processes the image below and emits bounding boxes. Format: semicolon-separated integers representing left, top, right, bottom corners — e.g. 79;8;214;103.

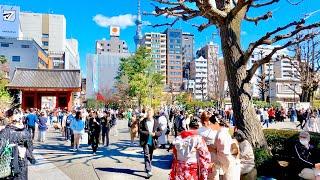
0;5;20;38
110;26;120;37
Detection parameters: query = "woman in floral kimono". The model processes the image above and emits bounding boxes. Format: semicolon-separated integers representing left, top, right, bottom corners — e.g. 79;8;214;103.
170;119;211;180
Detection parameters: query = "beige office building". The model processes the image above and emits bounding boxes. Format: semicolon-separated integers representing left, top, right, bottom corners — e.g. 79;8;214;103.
19;12;79;69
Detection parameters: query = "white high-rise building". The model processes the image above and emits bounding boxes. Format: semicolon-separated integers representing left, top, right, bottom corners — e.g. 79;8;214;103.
86;53;130;99
142;32;167;82
190;56;208;100
19;12;79;69
196;42;219;100
249;45;301;107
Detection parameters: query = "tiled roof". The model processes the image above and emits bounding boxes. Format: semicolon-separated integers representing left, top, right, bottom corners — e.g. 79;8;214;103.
7;68;81;89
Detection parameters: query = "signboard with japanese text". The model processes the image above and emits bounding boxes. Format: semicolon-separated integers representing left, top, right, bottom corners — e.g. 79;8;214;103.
0;5;20;38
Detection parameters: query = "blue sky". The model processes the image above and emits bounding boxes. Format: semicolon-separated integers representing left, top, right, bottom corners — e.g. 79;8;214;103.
2;0;320;77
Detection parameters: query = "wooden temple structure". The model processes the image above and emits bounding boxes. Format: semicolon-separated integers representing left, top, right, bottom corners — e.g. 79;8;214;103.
7;68;81;111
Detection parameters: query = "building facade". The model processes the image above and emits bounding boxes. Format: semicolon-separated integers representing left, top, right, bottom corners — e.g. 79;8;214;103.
86;53;130;99
196;42;219;100
19;12;79;69
142;32;167;82
249;46;301;107
96;27;128;54
164;29;183;90
0;37;52;79
190;56;208;100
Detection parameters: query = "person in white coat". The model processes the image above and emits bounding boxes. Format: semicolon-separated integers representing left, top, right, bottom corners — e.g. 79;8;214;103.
158;110;168;149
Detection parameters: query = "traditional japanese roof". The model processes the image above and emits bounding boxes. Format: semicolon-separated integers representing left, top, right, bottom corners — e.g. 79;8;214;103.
7;68;81;91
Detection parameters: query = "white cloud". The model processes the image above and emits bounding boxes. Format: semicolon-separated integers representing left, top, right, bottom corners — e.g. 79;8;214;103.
93;14;137;29
241;31;247;35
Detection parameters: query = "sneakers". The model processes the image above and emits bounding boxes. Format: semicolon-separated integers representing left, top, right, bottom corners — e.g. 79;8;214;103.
147;171;153;178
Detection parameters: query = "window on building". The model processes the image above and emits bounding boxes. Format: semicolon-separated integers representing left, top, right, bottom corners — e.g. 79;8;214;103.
107;44;110;46
1;43;9;47
42;41;49;46
12;56;20;62
21;45;30;48
42;33;49;38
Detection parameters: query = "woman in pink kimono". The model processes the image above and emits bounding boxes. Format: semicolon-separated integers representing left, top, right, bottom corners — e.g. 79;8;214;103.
170;119;211;180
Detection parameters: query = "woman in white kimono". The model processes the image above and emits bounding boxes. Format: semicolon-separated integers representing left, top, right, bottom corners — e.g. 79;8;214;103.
304;112;320;133
214;120;241;180
158;111;168;148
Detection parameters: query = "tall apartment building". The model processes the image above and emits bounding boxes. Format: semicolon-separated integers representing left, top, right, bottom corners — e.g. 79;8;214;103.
196;42;219;99
96;26;128;54
0;37;52;79
164;29;183;90
19;12;79;69
141;32;167;81
190;56;208;100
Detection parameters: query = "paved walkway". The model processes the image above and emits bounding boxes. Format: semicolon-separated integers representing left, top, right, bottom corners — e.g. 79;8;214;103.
29;120;172;180
28;117;319;179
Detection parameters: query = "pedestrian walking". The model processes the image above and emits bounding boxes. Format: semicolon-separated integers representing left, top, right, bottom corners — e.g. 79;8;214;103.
262;108;269;128
70;111;85;151
304;112;320;133
88;111;101;154
0;112;36;180
158;110;168;149
297;110;306;129
129;113;139;146
139;108;162;178
110;114;118;136
25;108;38;140
37;112;48;142
101;111;111;147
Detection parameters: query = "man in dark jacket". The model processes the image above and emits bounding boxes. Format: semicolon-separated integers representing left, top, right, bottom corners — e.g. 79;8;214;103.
139;108;162;178
293;131;320;179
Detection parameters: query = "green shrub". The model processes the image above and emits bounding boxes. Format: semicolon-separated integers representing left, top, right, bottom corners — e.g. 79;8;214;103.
255;129;320;178
253;100;281;109
263;129;320;159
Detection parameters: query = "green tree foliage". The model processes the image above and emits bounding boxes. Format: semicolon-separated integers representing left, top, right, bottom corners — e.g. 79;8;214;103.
116;47;164;107
0;56;11;109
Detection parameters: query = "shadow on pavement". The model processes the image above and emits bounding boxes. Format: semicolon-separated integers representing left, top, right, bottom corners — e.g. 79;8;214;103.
34;134;172;170
95;167;147;179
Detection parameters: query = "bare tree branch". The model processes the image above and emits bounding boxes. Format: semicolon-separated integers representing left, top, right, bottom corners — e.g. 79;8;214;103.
243;19;320;64
251;0;280;8
246;33;318;81
244;11;272;25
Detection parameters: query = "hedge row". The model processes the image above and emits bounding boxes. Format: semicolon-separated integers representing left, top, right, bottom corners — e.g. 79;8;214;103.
255;129;320;179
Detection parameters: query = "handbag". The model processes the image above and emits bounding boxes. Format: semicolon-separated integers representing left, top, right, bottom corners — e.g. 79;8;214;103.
0;142;14;179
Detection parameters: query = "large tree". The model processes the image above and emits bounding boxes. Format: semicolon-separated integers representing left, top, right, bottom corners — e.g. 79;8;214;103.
150;0;320;147
286;34;320;102
116;47;164;108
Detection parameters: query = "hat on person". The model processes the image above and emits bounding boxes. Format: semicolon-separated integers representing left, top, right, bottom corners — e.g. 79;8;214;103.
299;131;310;141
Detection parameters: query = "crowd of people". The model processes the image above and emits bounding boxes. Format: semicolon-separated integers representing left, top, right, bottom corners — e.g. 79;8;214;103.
0;104;320;179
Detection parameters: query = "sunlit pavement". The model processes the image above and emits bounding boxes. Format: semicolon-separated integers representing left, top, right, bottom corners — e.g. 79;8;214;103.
28;120;172;180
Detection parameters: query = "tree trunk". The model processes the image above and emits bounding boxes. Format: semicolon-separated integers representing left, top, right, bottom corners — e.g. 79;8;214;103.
300;88;312;102
220;21;267;148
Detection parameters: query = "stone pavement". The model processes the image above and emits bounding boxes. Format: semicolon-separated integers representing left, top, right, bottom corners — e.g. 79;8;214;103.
28;117;319;179
29;120;172;180
262;118;320;130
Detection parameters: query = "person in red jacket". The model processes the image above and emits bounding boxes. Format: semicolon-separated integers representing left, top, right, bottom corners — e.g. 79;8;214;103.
268;107;275;124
